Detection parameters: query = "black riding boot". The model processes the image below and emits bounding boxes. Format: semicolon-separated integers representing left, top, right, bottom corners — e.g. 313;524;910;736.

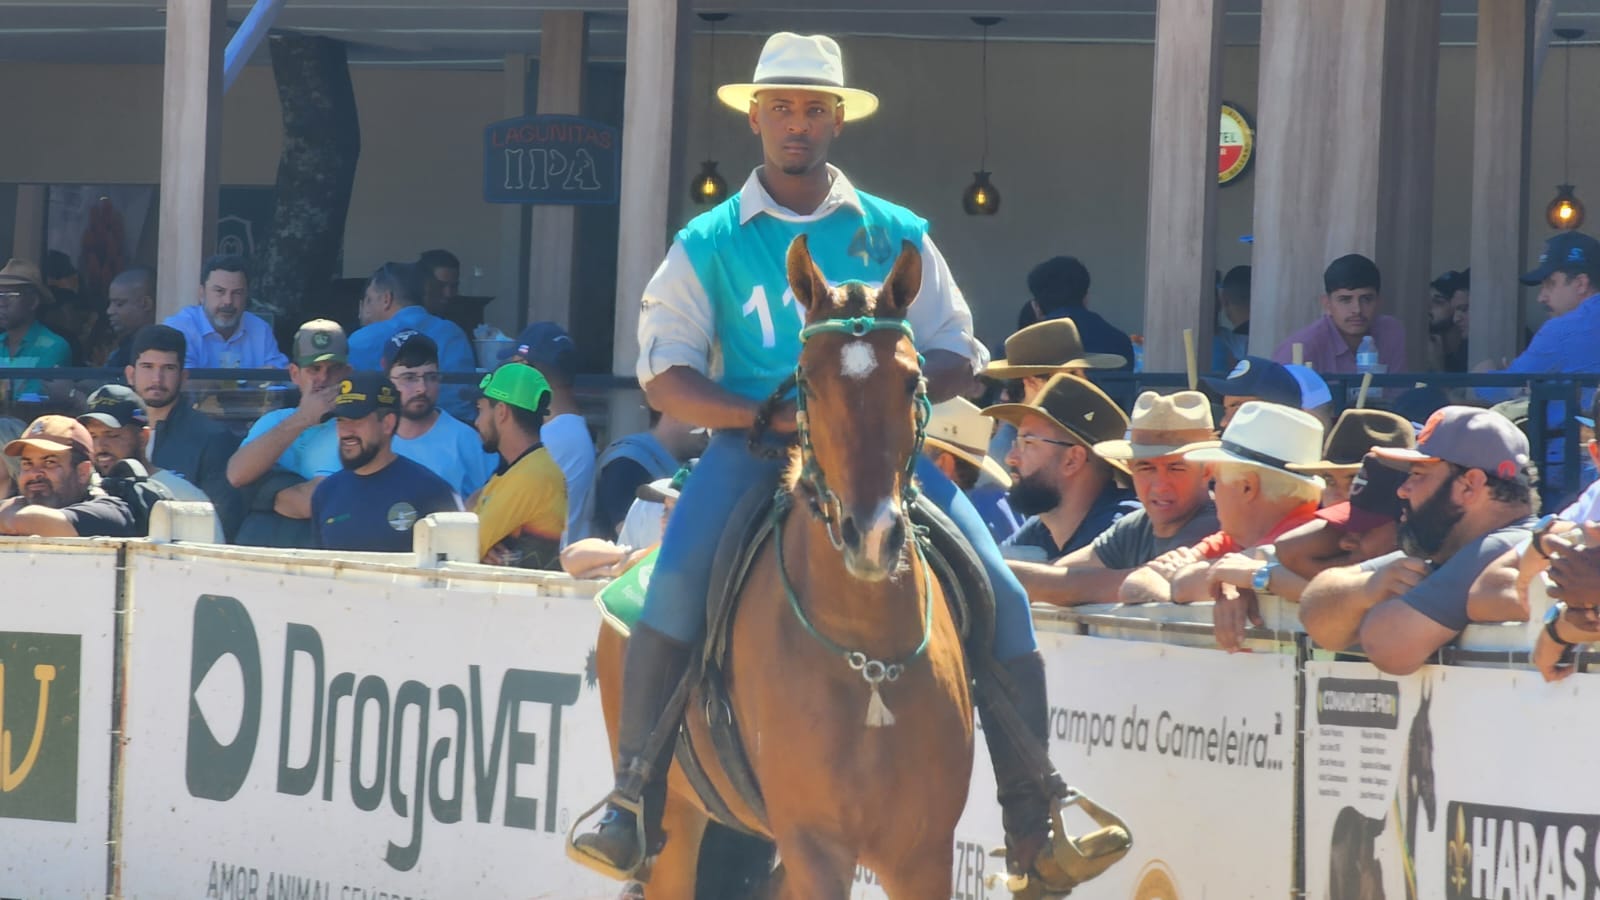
571;623;695;878
977;650;1064;877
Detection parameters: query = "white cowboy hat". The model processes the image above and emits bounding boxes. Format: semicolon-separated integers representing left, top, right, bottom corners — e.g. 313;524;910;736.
1093;391;1219;461
716;33;880;122
924;398;1012;488
1185;400;1326;487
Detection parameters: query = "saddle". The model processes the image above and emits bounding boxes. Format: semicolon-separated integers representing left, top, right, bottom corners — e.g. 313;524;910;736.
671;475;997;835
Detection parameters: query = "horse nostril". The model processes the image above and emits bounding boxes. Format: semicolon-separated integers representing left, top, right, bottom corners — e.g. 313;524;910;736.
840;517;862;550
888;517;906;554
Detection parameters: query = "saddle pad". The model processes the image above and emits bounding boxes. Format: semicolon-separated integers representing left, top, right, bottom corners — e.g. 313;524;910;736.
594;547;659;636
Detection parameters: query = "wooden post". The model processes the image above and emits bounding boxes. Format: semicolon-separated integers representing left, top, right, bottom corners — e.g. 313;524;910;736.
497;52;530;334
1141;0;1224;373
155;0;225;322
611;0;692;377
1250;0;1388;359
1375;0;1442;372
1469;0;1535;369
10;185;47;265
526;12;588;329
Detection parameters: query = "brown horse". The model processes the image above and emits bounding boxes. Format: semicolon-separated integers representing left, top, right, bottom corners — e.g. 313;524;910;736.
592;235;973;898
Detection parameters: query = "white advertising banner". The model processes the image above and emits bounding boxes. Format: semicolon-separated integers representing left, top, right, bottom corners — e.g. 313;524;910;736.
856;630;1298;900
119;552;619;899
1305;660;1600;900
0;546;118;899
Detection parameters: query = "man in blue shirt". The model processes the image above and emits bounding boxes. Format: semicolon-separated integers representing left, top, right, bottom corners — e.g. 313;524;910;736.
0;258;73;400
1021;255;1135;371
162;254;289;370
382;329;496;499
312;371;459;552
572;32;1075;892
347;262;477;417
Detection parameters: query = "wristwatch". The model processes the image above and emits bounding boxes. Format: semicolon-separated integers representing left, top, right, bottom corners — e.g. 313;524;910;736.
1252;547;1280;592
1545;602;1577;647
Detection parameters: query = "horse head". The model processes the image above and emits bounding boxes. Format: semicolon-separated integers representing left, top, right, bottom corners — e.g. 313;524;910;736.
785;233;926;581
1408;682;1437;832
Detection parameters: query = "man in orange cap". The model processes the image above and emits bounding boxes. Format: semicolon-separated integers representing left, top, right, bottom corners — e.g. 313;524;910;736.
0;414;140;537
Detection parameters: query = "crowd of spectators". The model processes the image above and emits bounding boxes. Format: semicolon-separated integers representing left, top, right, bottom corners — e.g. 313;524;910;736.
3;233;1600;677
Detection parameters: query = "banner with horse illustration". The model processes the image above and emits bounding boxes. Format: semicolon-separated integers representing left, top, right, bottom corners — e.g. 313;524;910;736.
1304;661;1600;900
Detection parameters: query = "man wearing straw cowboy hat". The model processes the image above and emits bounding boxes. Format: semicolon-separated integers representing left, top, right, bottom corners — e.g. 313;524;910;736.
1008;391;1220;606
922;396;1023;542
982;318;1126;467
572;32;1086;891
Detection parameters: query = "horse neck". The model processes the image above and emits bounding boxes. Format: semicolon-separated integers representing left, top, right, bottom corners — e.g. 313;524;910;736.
783;500;930;659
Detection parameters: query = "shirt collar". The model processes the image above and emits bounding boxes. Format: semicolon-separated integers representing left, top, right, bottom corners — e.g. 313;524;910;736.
736;164;863;225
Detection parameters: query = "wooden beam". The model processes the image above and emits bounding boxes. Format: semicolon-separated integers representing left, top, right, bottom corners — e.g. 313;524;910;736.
155;0;225;322
497;51;529;334
526;12;587;329
10;185;46;265
1468;0;1535;368
1375;0;1442;373
1141;0;1224;373
611;0;691;377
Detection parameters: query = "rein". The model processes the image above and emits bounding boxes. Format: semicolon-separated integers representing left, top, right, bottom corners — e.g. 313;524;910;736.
764;314;937;728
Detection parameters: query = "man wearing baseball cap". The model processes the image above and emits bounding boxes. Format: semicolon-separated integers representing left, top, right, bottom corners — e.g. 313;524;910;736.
1299;406;1538;674
0;415;139;537
1011;390;1220;607
311;371;459;552
78;384;210;504
501;321;595;543
346;261;478;419
473;362;566;569
1201;355;1304;428
574;32;1072;891
383;329;497;498
226;320;352;543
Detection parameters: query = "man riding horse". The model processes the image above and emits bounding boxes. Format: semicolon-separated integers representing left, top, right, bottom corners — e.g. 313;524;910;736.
571;31;1075;891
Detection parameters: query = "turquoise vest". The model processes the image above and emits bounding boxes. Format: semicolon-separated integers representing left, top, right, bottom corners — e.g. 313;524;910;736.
677;187;928;401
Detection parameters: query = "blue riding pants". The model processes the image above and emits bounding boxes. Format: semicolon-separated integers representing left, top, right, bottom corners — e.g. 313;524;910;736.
638;431;1038;661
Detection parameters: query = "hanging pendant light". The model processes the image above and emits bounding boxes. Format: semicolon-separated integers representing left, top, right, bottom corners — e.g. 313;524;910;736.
1547;28;1586;230
962;17;1002;216
691;13;730;205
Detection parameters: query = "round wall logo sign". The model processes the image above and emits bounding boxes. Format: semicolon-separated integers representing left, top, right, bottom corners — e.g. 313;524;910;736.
1219;102;1254;186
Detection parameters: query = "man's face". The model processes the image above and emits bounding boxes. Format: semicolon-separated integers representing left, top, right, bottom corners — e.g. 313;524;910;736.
1130;454;1209;532
1336;520;1400;562
1321;288;1379;338
1322;470;1358;507
0;287;39;332
16;446;88;509
475;398;501;454
1003;413;1074;517
389;362;441;421
336;412;393;470
1450;290;1470;332
1208;464;1252;536
749;89;843;177
1397;461;1466;558
84;420;146;476
1220;395;1256;429
201;269;249;335
433;267;459;301
1539;272;1591;317
291;359;350;396
1428;290;1453;328
126;350;184;410
106;281;154;336
358;283;387;327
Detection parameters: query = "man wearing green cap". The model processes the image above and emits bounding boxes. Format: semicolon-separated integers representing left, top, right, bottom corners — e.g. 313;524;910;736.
473;362;566;568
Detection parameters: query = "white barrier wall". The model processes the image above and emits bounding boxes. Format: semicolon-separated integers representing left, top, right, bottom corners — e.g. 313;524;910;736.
117;547;618;899
0;542;119;900
1304;660;1600;900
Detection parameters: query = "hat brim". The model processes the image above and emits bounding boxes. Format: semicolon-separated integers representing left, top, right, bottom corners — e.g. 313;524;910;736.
1093;438;1220;461
77;412;131;429
717;83;879;121
4;436;80;457
0;274;54;306
1369;446;1439;467
296;352;346;367
1184;445;1325;486
980;403;1131;476
1519;264;1555;286
1284;460;1364;474
637;479;679;503
983;352;1125;380
925;436;1012;489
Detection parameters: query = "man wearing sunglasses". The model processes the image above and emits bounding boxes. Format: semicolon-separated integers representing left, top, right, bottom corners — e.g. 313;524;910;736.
383;330;496;499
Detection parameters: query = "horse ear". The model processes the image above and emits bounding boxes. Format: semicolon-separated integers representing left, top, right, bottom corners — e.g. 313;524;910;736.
786;234;831;317
880;239;923;317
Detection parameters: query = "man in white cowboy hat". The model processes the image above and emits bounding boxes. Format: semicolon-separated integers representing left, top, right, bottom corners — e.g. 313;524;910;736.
574;32;1075;889
1120;401;1327;606
1008;391;1220;607
923;397;1022;542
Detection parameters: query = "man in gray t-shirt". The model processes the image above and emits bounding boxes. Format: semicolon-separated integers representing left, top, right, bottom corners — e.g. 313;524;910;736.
1299;406;1538;674
1009;390;1219;606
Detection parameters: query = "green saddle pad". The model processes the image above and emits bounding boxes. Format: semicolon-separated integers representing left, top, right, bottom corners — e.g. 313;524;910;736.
594;547;658;635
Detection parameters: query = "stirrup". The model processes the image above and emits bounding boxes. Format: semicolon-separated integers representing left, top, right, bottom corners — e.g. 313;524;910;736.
565;791;650;881
987;788;1133;898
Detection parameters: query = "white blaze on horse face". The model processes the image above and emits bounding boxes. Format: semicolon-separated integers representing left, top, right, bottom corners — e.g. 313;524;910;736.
840;341;878;380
